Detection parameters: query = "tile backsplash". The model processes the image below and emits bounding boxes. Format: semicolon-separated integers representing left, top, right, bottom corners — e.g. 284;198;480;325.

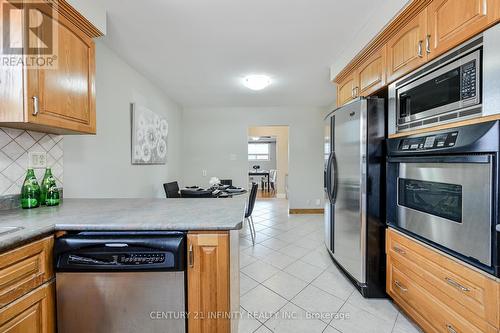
0;127;63;196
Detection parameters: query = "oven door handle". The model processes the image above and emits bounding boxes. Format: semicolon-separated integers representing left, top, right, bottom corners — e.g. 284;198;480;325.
388;155;491;164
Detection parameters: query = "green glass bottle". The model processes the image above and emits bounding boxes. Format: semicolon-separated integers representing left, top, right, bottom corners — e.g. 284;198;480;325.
20;169;41;209
45;184;60;206
40;168;55;205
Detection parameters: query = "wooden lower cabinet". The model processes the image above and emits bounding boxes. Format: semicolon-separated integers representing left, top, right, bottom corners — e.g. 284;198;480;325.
386;228;499;333
0;281;55;333
0;237;54;308
187;232;231;333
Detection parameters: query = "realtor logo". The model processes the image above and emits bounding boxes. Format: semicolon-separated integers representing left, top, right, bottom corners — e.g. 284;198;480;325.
1;0;58;68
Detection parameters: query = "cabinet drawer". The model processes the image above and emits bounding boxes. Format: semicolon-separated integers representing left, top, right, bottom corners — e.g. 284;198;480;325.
386;229;499;329
0;237;54;308
387;256;497;333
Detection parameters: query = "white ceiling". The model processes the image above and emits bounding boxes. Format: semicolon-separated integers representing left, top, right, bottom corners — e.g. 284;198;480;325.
102;0;408;108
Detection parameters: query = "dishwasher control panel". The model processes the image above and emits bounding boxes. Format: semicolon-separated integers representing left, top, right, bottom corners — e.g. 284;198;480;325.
118;253;165;265
55;232;186;272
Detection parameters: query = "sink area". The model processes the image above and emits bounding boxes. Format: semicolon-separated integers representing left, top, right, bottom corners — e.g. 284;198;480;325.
0;226;24;237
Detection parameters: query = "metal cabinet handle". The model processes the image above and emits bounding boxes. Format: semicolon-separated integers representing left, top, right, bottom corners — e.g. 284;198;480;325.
188;244;194;268
351;87;356;99
426;34;431;54
354;87;359;97
445;277;470;293
394;280;408;292
446;324;458;333
393;246;406;255
32;96;39;116
417;40;423;58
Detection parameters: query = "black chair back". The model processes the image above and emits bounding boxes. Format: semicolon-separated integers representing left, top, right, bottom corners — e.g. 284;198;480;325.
245;183;258;218
221;179;233;186
181;190;213;198
163;182;180;198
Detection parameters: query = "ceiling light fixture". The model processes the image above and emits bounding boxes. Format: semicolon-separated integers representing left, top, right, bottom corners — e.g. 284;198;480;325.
242;75;272;91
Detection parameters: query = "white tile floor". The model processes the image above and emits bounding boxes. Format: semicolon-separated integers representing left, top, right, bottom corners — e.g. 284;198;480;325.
238;199;423;333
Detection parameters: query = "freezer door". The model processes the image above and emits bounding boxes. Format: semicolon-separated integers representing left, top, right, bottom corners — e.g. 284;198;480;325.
332;99;367;283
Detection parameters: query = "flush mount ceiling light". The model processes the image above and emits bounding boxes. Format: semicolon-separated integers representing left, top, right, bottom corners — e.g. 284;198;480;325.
242;75;272;91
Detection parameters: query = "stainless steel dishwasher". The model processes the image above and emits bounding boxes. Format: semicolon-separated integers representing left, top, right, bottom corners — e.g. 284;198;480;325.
55;231;186;333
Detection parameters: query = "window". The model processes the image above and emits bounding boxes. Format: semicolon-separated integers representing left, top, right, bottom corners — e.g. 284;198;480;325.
248;143;270;161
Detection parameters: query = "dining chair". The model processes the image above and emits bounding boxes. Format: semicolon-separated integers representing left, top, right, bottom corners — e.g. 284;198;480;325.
163;182;181;198
269;170;277;193
245;183;258;244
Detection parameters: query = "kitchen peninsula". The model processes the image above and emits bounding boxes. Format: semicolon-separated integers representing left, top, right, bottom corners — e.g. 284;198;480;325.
0;198;245;333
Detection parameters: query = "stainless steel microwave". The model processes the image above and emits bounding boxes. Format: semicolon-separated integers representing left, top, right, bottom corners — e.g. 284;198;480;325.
389;39;483;134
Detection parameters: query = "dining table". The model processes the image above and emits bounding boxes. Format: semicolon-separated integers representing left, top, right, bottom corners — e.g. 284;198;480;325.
248;171;270;191
180;185;247;198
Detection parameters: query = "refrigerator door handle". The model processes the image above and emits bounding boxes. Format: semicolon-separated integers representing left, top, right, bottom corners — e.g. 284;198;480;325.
331;152;339;204
325;153;334;203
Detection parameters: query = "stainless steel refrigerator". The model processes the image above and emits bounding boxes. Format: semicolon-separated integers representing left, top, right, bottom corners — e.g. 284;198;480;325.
324;97;386;298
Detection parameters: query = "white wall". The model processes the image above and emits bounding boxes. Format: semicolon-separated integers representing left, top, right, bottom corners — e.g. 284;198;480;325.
181;107;324;209
63;40;183;198
329;0;409;80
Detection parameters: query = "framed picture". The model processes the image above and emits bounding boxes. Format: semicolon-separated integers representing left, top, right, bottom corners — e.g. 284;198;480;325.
131;103;168;165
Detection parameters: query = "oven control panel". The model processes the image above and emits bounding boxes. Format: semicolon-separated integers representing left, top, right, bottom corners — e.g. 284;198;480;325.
400;131;458;151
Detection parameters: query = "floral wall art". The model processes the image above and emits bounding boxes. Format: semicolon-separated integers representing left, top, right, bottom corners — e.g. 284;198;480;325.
131;103;168;165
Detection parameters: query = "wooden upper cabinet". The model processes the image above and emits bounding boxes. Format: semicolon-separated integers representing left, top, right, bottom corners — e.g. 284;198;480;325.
386;9;428;83
0;0;99;134
427;0;500;60
27;7;96;134
187;232;230;333
355;45;387;97
336;74;357;107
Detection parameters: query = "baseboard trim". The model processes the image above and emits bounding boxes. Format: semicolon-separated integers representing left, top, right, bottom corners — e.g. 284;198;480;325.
289;208;324;214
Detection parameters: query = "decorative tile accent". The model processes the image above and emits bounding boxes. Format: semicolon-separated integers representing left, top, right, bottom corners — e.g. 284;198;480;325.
0;127;63;196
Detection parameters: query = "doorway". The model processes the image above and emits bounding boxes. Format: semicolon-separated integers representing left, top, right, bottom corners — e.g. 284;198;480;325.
247;126;289;201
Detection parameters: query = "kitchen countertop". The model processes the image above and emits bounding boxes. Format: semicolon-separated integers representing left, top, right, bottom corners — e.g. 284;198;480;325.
0;198;246;251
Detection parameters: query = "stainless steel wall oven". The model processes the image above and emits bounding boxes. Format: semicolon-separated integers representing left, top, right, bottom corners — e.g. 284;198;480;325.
387;121;500;277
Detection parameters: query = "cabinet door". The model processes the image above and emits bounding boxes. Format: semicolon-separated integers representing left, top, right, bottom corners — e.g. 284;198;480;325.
27;7;96;134
187;233;230;333
0;282;55;333
427;0;500;60
336;74;357;107
356;45;387;97
386;10;428;83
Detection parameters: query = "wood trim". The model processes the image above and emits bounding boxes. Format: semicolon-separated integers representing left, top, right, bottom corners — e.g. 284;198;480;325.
388;114;500;138
50;0;103;38
289;209;324;214
7;0;103;39
334;0;432;83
